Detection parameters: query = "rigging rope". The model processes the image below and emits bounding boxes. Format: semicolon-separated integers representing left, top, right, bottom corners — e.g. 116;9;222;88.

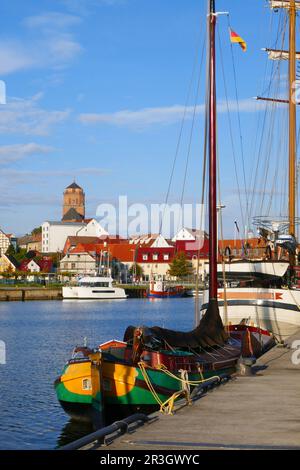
227;15;250;230
249;8;286;220
159;19;206;236
217;25;246;232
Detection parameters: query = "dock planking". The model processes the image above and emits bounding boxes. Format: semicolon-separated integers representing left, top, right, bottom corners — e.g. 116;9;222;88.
93;330;300;451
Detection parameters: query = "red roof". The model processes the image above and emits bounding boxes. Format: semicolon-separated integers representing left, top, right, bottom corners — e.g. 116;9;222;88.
19;260;31;271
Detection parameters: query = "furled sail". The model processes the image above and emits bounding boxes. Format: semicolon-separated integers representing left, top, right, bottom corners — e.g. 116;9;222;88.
124;299;228;350
264;48;300;61
269;0;300;10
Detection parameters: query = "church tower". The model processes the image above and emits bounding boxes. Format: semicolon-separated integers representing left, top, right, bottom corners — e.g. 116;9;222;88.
62;181;85;222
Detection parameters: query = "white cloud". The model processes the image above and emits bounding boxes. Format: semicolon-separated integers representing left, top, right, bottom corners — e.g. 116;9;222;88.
0;41;36;75
0;12;82;76
0;143;54;165
79;98;265;129
0;193;60;208
0;167;108;179
0;94;70;136
23;12;82;30
47;34;82;61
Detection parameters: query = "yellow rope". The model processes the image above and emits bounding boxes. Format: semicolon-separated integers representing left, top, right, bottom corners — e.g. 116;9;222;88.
156;363;221;386
138;361;221;415
138;362;164;407
138;362;191;414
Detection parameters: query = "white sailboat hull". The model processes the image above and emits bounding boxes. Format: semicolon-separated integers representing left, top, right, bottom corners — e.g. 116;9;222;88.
201;287;300;339
209;261;289;277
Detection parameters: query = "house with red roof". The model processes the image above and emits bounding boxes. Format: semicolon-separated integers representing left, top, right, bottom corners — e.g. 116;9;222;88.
19;259;40;273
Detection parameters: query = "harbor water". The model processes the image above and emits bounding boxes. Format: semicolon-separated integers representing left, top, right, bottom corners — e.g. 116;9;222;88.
0;298;195;449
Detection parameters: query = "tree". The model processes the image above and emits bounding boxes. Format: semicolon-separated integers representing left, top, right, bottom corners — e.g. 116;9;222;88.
31;226;42;235
6;244;16;257
13;247;27;263
168;252;194;279
129;263;143;279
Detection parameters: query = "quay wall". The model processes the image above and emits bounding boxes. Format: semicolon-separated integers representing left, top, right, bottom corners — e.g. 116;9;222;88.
0;287;62;301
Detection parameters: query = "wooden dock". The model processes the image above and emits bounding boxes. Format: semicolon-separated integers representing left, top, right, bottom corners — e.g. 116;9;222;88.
94;330;300;450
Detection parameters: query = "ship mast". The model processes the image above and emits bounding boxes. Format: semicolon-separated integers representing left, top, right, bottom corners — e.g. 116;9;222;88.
208;0;218;303
288;0;296;238
265;1;299;243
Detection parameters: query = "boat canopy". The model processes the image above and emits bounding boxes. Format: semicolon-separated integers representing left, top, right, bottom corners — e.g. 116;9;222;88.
124;300;228;350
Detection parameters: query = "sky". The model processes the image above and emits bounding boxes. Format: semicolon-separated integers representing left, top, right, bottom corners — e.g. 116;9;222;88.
0;0;295;238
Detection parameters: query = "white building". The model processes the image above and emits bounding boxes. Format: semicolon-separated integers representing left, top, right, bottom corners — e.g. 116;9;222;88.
42;219;108;253
59;252;96;275
42;221;85;253
172;227;201;242
0;229;10;256
77;219;109;238
23;259;40;273
150;234;172;248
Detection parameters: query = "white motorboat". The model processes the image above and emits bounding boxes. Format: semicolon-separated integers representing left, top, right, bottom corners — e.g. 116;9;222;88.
62;276;127;300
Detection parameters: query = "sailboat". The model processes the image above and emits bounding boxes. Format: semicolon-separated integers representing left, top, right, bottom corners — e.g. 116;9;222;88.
54;0;274;422
201;0;300;340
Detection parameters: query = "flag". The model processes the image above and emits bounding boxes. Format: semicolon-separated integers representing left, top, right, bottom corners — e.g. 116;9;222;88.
230;29;247;52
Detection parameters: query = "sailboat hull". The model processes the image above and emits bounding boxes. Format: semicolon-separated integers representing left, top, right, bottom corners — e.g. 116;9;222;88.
54;347;238;421
202;288;300;339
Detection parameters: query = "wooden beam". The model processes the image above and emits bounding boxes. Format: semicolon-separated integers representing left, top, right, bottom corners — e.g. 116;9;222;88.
256;96;300;105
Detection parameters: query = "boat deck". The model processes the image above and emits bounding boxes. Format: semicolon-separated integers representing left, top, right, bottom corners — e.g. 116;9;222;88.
93;330;300;450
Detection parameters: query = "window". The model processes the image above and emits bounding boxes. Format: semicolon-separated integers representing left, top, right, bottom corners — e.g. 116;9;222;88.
153;254;158;261
82;378;92;390
163;254;169;260
81;282;109;287
142;254;148;261
71;263;76;269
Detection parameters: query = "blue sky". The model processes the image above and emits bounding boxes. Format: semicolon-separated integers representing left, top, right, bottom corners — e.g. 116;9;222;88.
0;0;293;237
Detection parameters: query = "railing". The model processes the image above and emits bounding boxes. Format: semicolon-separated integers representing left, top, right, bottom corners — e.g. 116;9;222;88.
58;413;150;450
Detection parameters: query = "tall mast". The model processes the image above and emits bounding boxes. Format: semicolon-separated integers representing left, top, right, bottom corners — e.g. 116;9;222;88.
267;1;299;239
208;0;218;301
289;0;296;238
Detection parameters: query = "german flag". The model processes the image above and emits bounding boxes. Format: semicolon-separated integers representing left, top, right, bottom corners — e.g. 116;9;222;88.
230;29;247;52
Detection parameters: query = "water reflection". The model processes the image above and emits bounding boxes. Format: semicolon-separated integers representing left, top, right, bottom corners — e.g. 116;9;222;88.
56;405;158;448
0;298;194;449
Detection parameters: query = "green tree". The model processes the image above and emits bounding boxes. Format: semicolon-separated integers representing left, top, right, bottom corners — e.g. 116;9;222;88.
31;226;42;235
168;252;194;279
13;247;27;263
6;244;16;257
129;263;143;279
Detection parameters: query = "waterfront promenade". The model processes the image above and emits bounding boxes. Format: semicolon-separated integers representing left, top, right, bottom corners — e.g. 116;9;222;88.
93;330;300;450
